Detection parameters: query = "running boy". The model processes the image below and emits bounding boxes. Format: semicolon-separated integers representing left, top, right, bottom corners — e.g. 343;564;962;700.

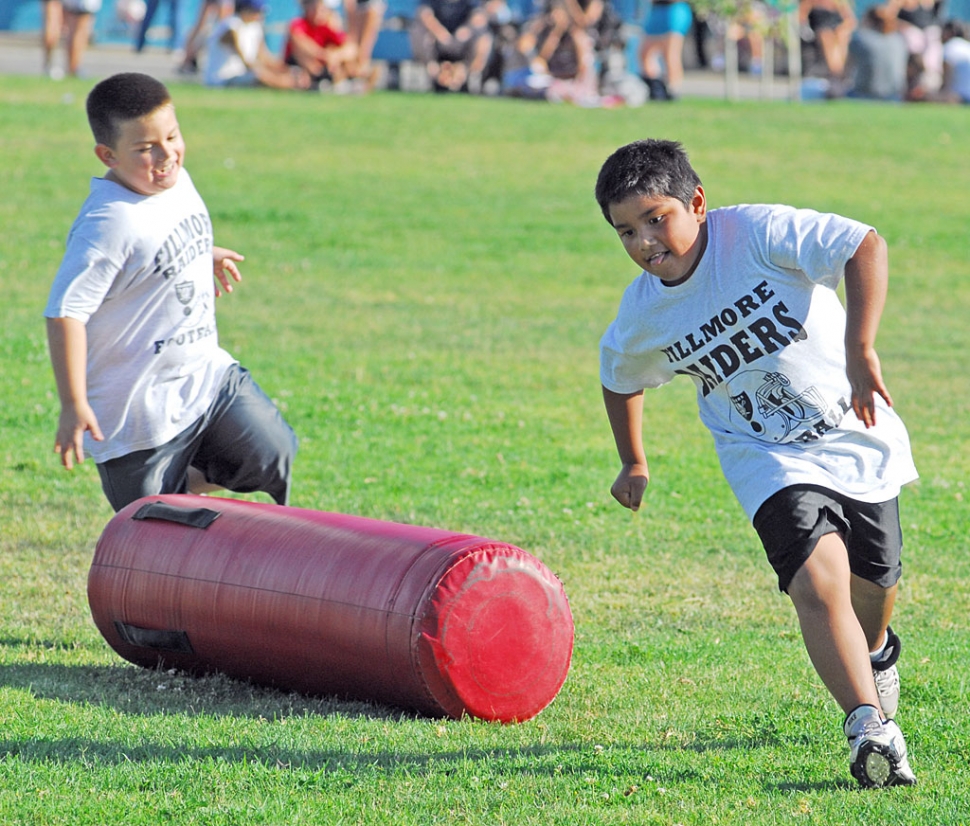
596;139;918;788
46;72;297;512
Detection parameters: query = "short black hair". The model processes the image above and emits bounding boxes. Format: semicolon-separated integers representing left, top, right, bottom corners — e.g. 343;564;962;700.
86;73;172;147
594;139;702;224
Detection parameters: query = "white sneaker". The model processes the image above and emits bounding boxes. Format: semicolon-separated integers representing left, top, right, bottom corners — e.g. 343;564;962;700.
844;705;917;788
871;626;902;719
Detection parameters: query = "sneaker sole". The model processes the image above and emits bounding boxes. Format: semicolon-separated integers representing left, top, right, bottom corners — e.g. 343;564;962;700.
850;741;917;788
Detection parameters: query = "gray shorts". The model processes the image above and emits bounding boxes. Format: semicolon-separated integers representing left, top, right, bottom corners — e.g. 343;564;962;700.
752;485;903;593
97;364;297;512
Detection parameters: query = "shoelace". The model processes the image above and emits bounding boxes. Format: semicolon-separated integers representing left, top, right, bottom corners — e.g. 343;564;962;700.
849;717;884;743
873;668;898;692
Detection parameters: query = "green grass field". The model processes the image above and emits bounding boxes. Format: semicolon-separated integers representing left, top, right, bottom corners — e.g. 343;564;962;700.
1;77;968;824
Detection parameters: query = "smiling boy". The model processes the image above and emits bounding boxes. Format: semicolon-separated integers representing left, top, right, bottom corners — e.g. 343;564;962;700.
45;72;297;512
596;139;918;788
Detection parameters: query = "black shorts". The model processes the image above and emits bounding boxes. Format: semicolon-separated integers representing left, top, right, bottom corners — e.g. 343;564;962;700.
97;363;297;512
808;8;844;31
753;485;903;593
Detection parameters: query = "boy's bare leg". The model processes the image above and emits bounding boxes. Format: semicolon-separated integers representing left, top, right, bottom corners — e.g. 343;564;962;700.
787;532;882;714
851;575;896;651
188;466;223;495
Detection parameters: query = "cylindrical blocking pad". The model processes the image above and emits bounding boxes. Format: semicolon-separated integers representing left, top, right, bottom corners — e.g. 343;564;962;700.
88;495;573;722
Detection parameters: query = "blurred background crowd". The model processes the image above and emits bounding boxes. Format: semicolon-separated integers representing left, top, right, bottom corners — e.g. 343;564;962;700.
4;0;969;103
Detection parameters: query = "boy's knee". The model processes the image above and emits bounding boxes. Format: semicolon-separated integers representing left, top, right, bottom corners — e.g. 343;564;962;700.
788;532;852;601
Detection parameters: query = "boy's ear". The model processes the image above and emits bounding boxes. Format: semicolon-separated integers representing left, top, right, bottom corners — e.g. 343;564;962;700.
691;185;707;219
94;143;117;169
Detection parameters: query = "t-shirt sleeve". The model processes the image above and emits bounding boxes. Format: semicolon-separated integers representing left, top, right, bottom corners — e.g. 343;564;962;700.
44;213;124;323
766;206;873;291
599;279;671;394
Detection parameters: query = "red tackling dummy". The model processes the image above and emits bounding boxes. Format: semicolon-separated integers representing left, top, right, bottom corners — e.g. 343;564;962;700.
88;495;573;722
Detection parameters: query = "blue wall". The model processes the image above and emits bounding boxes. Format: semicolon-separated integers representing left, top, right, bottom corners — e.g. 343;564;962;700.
2;0;968;51
0;0;300;50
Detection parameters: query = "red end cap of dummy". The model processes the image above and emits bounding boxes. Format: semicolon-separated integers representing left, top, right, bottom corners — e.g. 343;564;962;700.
415;545;573;723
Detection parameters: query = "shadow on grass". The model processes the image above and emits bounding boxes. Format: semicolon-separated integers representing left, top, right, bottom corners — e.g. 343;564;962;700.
0;735;586;775
775;779;855;792
0;657;849;791
0;730;850;793
0;660;412;722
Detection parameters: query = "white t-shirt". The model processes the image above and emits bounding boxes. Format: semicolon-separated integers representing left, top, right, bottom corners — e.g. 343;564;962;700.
204;16;264;86
943;35;970;102
45;169;236;463
600;204;918;520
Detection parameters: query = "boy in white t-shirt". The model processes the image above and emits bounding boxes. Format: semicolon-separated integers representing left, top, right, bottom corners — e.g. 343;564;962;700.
46;72;297;512
596;139;917;788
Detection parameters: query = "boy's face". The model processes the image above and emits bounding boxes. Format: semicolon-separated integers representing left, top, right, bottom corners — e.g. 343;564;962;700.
608;187;707;286
94;103;185;197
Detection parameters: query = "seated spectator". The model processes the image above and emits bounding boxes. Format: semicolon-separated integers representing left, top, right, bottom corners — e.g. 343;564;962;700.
284;0;374;91
502;1;619;105
179;0;234;75
799;0;856;78
561;0;622;88
890;0;944;92
343;0;387;78
479;0;520;88
561;0;604;39
204;0;310;89
410;0;494;92
940;19;970;102
845;4;908;99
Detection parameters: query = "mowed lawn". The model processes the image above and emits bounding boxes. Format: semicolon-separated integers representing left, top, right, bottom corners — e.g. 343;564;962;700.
1;77;968;824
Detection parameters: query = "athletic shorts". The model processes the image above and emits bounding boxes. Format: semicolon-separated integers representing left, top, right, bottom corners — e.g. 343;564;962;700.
752;485;903;593
644;2;693;37
97;363;297;512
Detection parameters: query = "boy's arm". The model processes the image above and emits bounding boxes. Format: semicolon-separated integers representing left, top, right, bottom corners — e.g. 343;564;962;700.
46;317;104;469
842;229;893;429
212;246;244;297
603;386;649;511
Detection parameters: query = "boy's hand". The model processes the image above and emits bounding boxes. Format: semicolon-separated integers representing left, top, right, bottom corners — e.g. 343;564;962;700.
611;462;649;511
846;343;893;428
212;246;244;297
54;402;104;470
